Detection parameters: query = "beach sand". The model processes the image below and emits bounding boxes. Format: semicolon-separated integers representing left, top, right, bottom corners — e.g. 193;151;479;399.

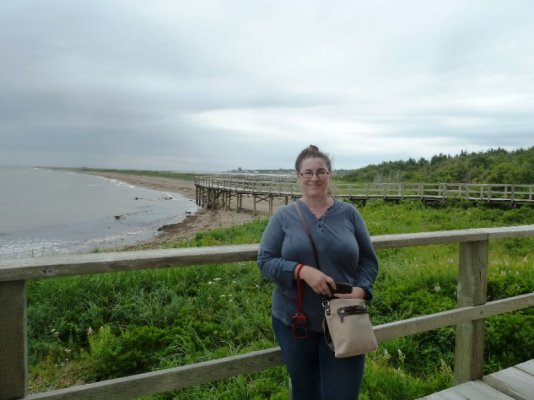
82;171;286;248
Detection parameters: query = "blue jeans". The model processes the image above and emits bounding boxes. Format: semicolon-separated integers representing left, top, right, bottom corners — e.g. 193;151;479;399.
272;316;365;400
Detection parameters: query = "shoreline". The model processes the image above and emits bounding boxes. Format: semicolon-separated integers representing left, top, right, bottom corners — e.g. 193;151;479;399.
80;171;280;248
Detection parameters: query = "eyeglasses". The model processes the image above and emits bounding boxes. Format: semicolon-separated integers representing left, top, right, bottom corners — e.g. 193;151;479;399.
300;169;330;179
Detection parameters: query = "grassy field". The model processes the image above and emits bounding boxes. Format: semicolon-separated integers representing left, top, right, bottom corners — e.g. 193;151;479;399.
78;168;198;181
27;200;534;399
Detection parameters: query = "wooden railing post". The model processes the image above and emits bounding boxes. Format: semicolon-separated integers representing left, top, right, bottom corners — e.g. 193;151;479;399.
454;240;488;384
0;280;27;400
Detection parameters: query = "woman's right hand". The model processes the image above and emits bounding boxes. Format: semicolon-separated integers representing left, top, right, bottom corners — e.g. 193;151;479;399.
299;265;336;298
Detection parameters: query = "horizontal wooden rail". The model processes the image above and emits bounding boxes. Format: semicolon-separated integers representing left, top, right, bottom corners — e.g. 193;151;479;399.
374;293;534;342
0;245;260;282
2;226;534;282
24;349;284;400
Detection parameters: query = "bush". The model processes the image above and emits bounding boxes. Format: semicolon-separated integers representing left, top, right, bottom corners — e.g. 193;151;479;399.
87;325;174;380
485;312;534;372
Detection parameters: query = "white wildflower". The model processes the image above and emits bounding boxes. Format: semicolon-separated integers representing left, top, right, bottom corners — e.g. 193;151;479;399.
397;348;406;363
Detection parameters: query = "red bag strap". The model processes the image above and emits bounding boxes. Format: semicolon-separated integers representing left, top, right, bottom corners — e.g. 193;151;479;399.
295;263;304;313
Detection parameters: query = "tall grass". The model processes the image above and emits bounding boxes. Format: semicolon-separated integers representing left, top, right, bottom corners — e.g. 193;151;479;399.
27;201;534;398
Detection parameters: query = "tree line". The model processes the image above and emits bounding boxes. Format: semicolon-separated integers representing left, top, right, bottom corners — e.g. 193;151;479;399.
338;146;534;184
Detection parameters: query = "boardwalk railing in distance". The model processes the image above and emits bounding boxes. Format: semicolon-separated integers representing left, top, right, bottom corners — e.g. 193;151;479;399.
195;176;534;209
334;182;534;204
1;225;534;400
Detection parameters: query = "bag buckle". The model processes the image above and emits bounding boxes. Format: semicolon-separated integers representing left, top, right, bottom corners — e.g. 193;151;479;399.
322;299;332;318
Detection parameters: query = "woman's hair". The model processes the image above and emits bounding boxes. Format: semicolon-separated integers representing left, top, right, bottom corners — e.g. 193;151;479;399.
294;144;332;172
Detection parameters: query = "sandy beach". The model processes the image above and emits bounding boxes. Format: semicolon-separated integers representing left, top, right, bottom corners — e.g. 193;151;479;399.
82;171;285;248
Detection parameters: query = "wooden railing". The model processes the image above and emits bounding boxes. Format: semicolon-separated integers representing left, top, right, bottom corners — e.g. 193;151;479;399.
334;182;534;203
1;226;534;399
195;176;534;206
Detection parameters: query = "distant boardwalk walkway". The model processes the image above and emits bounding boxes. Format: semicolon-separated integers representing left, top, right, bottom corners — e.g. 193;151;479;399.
194;175;534;214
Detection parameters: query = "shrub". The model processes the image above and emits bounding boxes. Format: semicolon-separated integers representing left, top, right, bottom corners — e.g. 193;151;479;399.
87;325;174;380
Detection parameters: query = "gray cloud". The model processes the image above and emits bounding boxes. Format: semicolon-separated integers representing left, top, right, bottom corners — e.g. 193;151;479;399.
1;0;533;172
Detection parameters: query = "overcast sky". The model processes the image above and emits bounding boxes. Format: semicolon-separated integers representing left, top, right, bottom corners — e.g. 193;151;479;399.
1;0;533;172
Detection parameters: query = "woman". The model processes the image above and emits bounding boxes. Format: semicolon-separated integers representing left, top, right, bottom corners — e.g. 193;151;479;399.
258;145;379;400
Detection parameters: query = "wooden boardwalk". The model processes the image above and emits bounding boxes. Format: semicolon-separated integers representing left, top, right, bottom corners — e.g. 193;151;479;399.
194;175;534;214
419;359;534;400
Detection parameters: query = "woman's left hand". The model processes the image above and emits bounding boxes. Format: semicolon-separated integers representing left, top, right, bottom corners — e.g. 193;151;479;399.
334;286;366;300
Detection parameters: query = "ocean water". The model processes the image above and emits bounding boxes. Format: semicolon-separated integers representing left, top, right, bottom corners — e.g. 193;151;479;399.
0;167;199;259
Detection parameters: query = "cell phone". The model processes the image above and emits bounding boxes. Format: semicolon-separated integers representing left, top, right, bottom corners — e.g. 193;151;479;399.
329;281;353;294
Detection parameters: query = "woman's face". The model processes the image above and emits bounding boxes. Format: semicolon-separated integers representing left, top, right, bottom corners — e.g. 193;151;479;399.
297;157;331;199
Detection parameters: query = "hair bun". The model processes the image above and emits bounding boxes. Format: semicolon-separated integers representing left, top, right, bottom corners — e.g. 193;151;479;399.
295;144;332;172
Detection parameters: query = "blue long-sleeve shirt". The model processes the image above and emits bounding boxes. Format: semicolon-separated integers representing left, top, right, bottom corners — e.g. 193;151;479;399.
258;199;379;332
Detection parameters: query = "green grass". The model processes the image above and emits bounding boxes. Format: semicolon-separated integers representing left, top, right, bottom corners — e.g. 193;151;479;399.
78;168;198;181
27;201;534;398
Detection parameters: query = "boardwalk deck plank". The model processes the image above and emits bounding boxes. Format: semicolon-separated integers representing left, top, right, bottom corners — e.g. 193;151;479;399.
417;359;534;400
484;364;534;400
419;380;515;399
516;359;534;376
